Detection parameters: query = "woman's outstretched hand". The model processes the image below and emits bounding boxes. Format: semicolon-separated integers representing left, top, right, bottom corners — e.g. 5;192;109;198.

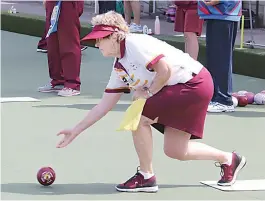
56;129;79;148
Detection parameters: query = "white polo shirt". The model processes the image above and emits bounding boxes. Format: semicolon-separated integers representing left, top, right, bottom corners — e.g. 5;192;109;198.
105;33;204;94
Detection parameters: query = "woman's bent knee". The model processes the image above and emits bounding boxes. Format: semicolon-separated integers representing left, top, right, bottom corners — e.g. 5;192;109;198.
163;147;187;161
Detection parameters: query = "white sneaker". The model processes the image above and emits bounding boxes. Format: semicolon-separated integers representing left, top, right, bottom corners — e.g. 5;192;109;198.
207;102;235;113
129;23;142;33
38;83;64;93
58;87;80;97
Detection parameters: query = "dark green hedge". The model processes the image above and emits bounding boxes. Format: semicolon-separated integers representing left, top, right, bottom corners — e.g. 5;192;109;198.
1;12;265;79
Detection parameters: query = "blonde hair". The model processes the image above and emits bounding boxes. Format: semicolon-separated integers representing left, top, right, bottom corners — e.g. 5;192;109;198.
91;11;129;41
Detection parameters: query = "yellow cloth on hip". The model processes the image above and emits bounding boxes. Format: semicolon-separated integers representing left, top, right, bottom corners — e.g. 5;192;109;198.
117;98;147;131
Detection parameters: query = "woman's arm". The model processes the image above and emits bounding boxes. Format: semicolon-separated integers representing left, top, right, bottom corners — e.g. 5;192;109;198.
73;92;122;135
147;59;171;96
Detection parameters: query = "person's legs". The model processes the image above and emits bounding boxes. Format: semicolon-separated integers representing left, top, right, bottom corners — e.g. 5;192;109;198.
183;9;204;60
130;0;141;25
116;113;246;192
163;126;246;186
123;0;132;25
37;9;87;53
184;32;199;60
205;20;218;101
115;116;158;193
57;1;83;96
174;8;199;59
206;20;237;112
227;21;238;96
163;127;231;162
126;0;142;32
214;20;237;106
132;116;154;174
38;1;64;93
48;32;64;87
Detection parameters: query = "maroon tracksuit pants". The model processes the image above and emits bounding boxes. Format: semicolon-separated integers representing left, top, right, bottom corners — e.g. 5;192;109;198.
46;1;84;90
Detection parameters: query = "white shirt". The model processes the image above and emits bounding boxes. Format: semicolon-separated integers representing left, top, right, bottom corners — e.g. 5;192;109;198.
105;34;204;93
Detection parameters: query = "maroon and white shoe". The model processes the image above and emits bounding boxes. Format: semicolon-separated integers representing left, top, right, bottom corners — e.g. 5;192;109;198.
58;87;80;97
115;168;158;193
217;152;247;186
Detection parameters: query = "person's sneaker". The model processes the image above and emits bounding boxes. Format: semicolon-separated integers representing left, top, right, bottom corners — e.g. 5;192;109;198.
207;102;235;113
129;23;143;33
58;87;80;97
38;83;64;93
37;46;48;53
115;168;158;193
216;152;247;186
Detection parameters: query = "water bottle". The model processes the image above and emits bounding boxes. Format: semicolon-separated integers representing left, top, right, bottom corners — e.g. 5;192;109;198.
154;16;160;35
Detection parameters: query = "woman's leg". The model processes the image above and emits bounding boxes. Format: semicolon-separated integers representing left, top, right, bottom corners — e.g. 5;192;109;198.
132;116;155;174
164;126;246;186
164;127;231;162
183;9;203;60
184;32;199;60
124;0;142;32
123;0;132;25
130;0;141;25
115;116;158;193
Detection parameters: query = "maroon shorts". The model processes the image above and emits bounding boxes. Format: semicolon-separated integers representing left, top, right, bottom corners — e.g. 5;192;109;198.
142;67;213;139
174;8;204;36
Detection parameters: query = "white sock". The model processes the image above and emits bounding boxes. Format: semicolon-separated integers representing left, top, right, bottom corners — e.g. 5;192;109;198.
222;153;233;166
139;170;154;179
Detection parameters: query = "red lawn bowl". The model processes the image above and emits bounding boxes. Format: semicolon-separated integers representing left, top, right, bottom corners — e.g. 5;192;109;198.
37;167;56;186
245;92;255;104
237;95;248;107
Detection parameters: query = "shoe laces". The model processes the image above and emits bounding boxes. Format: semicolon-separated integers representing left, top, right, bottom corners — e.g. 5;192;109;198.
212;102;223;107
215;162;229;180
124;166;141;185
